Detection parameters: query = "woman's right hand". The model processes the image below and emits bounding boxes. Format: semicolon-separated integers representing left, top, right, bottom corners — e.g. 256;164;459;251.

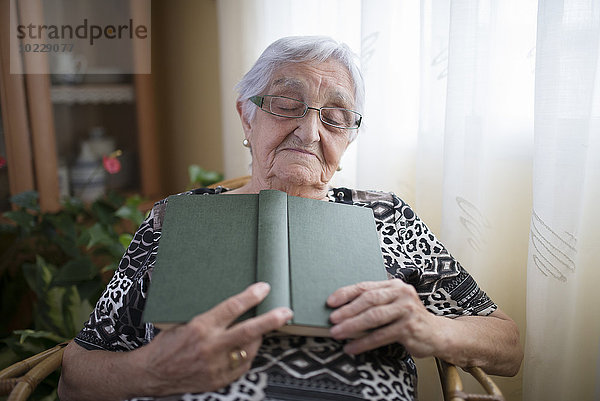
138;282;292;396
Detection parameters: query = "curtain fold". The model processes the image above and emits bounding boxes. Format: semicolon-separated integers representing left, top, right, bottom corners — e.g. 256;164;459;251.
432;2;536;398
523;1;600;399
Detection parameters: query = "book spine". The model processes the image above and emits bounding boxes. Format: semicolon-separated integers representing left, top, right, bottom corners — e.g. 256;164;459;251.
256;190;291;314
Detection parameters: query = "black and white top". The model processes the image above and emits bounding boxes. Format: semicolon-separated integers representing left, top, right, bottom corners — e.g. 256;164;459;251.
75;187;496;401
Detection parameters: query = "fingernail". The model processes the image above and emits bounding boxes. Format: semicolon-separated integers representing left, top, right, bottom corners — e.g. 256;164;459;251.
327;294;337;305
329;324;341;337
254;282;270;296
278;307;293;322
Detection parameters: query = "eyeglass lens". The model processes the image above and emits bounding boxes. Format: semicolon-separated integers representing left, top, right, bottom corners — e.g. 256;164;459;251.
266;96;358;128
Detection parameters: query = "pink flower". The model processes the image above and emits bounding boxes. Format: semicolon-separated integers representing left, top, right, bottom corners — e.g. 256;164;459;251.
102;152;122;174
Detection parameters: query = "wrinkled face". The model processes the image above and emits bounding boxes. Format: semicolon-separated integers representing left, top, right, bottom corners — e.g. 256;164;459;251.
239;60;356;189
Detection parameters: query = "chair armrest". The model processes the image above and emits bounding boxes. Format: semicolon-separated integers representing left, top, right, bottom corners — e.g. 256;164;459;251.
0;341;69;401
435;357;505;401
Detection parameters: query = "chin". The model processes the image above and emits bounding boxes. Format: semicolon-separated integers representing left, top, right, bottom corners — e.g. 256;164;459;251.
275;165;322;187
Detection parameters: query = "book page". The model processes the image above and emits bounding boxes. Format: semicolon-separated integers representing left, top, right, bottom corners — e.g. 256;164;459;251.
143;194;258;324
287;196;387;329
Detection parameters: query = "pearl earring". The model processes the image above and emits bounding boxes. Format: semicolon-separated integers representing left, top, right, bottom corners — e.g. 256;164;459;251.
242;139;250;148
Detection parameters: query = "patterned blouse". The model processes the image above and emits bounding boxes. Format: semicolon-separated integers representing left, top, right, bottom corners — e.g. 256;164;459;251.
75;187;496;401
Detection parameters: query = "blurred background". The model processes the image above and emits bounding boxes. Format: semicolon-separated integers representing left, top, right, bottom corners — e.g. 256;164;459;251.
1;1;599;400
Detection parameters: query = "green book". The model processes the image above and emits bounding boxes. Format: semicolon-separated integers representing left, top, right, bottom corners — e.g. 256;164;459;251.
143;189;388;336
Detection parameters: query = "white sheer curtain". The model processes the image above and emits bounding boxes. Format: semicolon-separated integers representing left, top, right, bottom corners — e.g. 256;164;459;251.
524;1;600;400
216;1;600;399
416;2;536;399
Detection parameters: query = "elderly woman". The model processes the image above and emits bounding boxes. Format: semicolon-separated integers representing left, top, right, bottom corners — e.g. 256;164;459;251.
58;36;522;401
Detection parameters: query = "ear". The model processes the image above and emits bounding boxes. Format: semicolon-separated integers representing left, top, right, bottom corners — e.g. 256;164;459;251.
236;100;252;139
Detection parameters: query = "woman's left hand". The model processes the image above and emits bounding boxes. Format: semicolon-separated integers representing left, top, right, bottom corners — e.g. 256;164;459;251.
327;279;446;357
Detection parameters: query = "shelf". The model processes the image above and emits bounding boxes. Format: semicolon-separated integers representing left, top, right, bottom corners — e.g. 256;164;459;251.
51;84;135;105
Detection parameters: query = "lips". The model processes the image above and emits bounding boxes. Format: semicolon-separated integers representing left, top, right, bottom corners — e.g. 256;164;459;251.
282;147;317;157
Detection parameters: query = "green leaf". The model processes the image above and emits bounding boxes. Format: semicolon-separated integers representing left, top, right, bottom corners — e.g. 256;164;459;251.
3;210;36;232
49;234;81;260
61;196;85;215
1;334;47;358
101;262;119;273
115;205;144;227
1;330;66;363
21;263;40;295
188;165;224;187
125;194;144;208
39;286;67;335
77;229;91;247
91;199;118;227
118;233;133;249
91;241;125;260
110;242;127;259
188;164;203;184
22;256;56;297
76;280;103;302
52;257;97;286
10;190;39;211
86;223;114;249
43;213;80;259
63;287;93;337
13;329;65;344
44;213;77;240
105;190;126;209
38;256;56;288
203;170;223;184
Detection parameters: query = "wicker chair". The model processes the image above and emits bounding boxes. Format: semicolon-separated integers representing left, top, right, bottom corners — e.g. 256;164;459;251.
0;344;503;401
0;177;505;401
0;342;69;401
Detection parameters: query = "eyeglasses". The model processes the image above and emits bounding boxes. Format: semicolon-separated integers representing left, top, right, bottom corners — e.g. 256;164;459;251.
250;95;362;129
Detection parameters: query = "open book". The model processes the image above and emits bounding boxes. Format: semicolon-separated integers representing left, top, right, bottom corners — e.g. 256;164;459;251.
143;190;387;336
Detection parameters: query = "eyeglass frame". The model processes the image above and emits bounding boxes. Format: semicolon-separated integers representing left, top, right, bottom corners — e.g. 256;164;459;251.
249;95;362;129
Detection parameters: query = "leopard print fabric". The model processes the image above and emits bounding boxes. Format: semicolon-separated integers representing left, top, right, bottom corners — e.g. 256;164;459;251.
75;187;496;401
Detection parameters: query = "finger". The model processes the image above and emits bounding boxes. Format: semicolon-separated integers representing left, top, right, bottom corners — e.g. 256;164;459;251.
204;339;261;391
217;309;291;380
327;280;390;308
225;307;293;343
330;303;404;340
342;321;403;355
197;282;271;328
329;286;398;324
226;337;262;374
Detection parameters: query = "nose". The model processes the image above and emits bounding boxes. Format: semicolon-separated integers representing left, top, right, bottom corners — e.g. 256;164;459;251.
294;108;321;144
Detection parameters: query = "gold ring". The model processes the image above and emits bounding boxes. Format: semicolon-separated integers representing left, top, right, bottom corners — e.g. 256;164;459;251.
229;349;248;369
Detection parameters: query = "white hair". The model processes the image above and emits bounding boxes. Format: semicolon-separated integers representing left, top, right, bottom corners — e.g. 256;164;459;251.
236;36;364;140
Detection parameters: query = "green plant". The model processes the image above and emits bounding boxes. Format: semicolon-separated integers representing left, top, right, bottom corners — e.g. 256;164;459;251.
0;191;144;400
0;163;222;399
188;164;224;188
